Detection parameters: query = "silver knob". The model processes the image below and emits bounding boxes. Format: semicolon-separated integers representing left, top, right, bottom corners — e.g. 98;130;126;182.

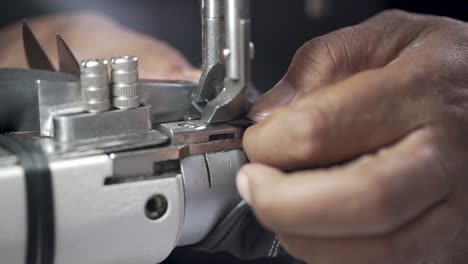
80;59;111;113
111;55;140;110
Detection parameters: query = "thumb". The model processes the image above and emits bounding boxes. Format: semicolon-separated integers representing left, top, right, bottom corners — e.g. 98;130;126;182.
236;163;285;206
236;163;304;232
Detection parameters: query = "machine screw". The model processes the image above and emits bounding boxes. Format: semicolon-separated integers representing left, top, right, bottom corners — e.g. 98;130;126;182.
249;42;255;60
111;55;140;110
80;59;111;113
145;194;168;220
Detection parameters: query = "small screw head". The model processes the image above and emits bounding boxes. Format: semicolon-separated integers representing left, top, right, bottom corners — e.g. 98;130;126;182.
249;42;255;60
111;55;139;71
223;49;231;60
80;59;108;73
145;195;168;220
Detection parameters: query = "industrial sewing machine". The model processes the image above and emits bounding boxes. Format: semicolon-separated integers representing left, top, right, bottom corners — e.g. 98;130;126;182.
0;1;280;263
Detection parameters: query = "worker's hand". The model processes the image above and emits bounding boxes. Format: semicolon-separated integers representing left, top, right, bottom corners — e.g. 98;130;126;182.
0;11;200;81
239;10;468;264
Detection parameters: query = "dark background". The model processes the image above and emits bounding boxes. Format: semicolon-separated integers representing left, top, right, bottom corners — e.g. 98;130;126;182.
0;1;466;263
1;0;466;91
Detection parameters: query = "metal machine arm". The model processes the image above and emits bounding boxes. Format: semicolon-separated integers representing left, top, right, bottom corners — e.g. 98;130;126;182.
0;1;283;264
196;0;254;123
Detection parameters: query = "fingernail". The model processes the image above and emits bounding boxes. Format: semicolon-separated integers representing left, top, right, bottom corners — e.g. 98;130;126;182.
236;171;252;205
248;80;296;122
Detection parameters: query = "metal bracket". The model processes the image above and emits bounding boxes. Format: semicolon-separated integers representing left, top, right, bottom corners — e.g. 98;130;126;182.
53;105;152;142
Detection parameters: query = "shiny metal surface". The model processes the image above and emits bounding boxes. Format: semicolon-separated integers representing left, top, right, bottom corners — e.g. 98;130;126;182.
53;105;152;142
0;76;195;134
178;150;246;245
111;55;140;110
43;130;168;159
193;0;226;103
201;81;252;123
56;34;80;76
37;80;84;137
200;0;253;123
109;141;243;179
80;59;111;113
0;165;27;264
0;69;78;132
139;80;195;123
225;0;250;81
22;21;55;72
159;120;243;144
0;147;17;166
110;146;182;179
113;96;140;109
0;4;255;262
51;155;184;264
203;0;224;18
110;132;242;179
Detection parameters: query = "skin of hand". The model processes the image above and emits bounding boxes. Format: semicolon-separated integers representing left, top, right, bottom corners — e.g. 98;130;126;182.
238;10;468;264
0;11;200;81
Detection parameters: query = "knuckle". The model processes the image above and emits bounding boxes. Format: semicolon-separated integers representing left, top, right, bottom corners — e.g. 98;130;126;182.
416;136;452;187
284;106;329;163
288;38;338;85
382;9;408;17
370;9;429;29
299;38;324;56
366;177;407;231
304;104;331;139
378;9;412;20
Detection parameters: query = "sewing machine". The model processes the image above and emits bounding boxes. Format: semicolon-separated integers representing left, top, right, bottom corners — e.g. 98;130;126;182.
0;1;280;263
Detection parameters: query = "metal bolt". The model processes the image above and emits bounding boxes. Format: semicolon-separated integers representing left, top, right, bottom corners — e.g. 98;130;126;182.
111;55;140;110
145;194;168;220
249;42;255;60
80;59;111;113
223;49;231;60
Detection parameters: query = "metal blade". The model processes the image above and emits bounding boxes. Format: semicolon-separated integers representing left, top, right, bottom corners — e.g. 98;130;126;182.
56;34;80;75
22;20;56;72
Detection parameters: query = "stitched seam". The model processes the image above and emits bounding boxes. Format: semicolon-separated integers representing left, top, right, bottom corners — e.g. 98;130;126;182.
273;239;281;257
268;237;278;257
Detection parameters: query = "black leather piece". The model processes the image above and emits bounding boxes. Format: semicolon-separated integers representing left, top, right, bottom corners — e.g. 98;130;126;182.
196;201;286;259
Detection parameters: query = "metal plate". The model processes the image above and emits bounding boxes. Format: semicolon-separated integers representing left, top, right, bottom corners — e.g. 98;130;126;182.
42;130;169;159
53;105;152;142
139;80;195;123
37;80;84;137
0;69;78;132
0;165;27;264
51;155;184;264
178;150;246;245
159;120;243;144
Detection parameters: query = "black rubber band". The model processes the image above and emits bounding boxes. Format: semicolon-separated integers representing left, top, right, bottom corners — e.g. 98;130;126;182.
0;135;55;264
